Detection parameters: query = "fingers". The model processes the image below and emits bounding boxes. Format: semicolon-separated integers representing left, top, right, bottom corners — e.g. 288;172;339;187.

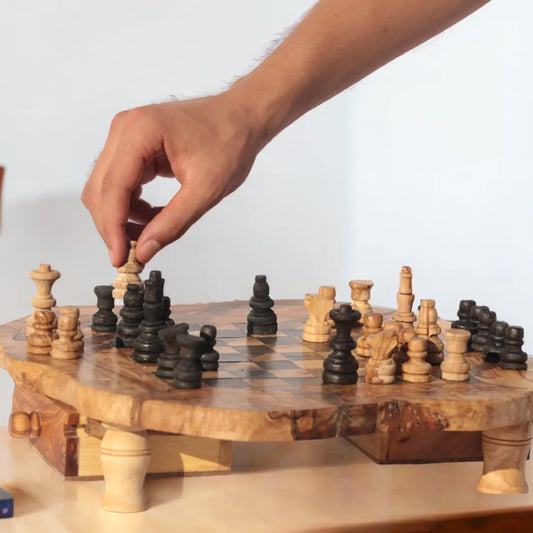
136;183;215;264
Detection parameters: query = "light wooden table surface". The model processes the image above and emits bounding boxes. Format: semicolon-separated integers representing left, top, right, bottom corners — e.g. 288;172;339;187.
2;427;533;533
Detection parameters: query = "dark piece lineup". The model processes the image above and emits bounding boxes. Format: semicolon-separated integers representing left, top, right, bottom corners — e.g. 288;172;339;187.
451;299;527;370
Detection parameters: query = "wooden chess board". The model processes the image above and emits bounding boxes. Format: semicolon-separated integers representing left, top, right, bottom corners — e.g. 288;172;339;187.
1;299;533;512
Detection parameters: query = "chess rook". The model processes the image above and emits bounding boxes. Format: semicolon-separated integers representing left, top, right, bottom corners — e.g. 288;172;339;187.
322;304;360;385
91;286;117;333
172;334;207;389
156;323;189;378
441;329;471;381
499;326;528;370
247;275;277;335
116;284;144;348
200;325;219;371
349;280;373;323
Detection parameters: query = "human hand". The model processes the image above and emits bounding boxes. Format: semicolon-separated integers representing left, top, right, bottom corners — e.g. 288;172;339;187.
82;92;265;267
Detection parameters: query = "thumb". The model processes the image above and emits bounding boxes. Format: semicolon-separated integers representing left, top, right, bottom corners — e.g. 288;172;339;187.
135;183;212;263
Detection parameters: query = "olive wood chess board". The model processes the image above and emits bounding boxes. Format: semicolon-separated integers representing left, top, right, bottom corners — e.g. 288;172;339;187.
1;300;533;512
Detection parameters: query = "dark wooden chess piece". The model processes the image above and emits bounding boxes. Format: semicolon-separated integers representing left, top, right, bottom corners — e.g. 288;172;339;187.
322;304;360;385
451;300;477;347
132;273;165;364
483;320;509;363
155;323;189;378
162;296;175;328
499;326;528;370
471;309;496;353
200;325;219;371
247;275;277;335
92;285;117;333
116;284;144;347
172;334;207;389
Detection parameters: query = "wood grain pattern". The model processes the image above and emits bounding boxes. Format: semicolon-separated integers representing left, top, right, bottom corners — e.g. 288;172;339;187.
1;301;532;444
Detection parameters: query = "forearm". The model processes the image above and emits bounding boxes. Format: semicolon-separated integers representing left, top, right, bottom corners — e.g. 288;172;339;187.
230;0;490;145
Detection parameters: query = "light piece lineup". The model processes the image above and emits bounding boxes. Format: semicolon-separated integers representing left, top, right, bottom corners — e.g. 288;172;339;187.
25;245;528;388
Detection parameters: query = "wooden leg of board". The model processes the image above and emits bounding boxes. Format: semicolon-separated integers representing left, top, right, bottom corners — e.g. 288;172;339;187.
478;422;532;494
100;424;151;513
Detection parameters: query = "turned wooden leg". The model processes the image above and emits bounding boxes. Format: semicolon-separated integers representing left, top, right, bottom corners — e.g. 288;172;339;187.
478;421;532;494
100;424;151;512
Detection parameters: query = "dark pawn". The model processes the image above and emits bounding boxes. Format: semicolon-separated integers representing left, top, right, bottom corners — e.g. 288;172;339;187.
499;326;528;370
92;285;117;333
172;334;207;389
162;296;175;328
155;323;189;378
200;325;219;371
132;275;166;364
116;284;144;347
322;304;360;385
483;320;509;363
451;300;476;334
247;275;277;335
471;310;496;353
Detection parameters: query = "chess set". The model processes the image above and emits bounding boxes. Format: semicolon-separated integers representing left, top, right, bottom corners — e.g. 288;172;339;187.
1;241;533;513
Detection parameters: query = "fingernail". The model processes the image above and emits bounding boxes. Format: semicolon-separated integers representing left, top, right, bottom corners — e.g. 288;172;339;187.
140;239;161;261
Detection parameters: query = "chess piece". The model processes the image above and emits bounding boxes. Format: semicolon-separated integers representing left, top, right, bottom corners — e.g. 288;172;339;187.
484;320;509;364
50;308;84;359
200;325;219;371
441;329;471;381
365;328;399;384
132;273;166;364
356;313;383;358
155;323;189;378
27;263;60;335
92;285;118;333
415;299;444;365
469;305;489;340
112;241;144;299
162;296;175;328
349;280;373;323
392;266;415;326
27;309;56;355
247;275;277;335
116;284;144;348
499;326;528;370
402;337;431;383
172;334;207;389
471;310;496;353
62;306;84;343
303;286;336;343
322;304;360;385
451;300;477;336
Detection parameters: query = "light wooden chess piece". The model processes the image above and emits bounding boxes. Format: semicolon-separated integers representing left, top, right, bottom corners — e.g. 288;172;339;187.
356;313;383;357
51;307;84;359
441;329;471;381
392;266;415;327
365;329;398;384
112;241;144;299
415;299;444;365
402;337;431;383
349;280;373;318
303;286;336;343
27;264;60;335
27;309;56;355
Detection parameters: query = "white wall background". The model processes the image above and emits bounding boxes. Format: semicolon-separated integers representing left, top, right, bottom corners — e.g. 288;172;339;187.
0;0;531;425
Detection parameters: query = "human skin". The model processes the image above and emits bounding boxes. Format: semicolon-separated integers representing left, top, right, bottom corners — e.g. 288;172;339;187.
81;0;490;267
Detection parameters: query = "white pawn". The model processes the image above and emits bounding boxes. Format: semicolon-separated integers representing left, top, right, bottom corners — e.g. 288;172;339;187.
112;241;144;299
50;308;84;359
402;337;431;383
